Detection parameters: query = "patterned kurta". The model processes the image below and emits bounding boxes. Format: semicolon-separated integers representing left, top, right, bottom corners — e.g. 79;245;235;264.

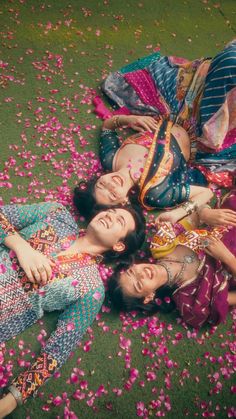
0;202;105;404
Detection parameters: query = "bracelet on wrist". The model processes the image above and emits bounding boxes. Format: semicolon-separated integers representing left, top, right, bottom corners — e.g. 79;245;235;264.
197;204;211;214
180;200;198;216
197;204;211;223
8;385;23;406
113;115;121;129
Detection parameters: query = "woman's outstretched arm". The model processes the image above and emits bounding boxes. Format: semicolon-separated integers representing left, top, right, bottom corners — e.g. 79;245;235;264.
103;115;159;132
156;185;213;224
156;186;236;227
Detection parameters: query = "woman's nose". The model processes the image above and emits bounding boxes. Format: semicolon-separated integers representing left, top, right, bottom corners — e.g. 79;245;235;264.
107;182;115;192
137;268;143;280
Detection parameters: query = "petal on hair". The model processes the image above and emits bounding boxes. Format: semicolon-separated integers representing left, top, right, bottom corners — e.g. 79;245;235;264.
93;291;102;301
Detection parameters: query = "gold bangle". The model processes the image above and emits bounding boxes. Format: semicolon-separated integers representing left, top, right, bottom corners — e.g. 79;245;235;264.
113;116;121;129
197;204;211;215
8;385;23;406
197;204;211;224
181;200;197;215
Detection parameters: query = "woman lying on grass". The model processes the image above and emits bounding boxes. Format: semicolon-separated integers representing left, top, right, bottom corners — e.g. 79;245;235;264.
98;39;236;184
0;195;145;417
108;190;236;329
78;40;236;224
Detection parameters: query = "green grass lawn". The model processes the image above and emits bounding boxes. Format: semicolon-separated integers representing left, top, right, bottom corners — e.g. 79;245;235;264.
1;0;236;417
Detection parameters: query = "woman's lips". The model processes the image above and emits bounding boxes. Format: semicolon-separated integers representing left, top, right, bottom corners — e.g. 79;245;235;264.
112;174;123;186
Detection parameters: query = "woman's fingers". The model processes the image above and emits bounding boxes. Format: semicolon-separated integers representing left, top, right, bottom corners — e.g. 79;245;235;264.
49;259;56;267
24;267;34;283
43;263;52;281
145;117;159;130
31;268;41;283
217;215;236;226
204;248;212;255
27;259;54;284
39;268;48;285
135;123;149;131
131;116;159;132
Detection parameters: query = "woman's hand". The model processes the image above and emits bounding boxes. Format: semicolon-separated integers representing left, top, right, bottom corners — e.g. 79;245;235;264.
103;114;159;132
16;244;55;285
155;208;184;225
203;236;235;266
124;115;159;132
199;207;236;227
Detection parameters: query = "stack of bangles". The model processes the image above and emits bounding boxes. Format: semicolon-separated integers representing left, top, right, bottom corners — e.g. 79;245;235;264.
181;201;211;220
113;115;122;129
181;200;198;215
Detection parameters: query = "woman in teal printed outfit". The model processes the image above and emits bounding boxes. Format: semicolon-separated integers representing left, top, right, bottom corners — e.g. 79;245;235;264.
0;199;145;416
93;39;236;190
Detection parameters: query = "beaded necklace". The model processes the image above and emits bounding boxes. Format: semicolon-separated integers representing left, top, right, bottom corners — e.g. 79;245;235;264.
157;254;197;286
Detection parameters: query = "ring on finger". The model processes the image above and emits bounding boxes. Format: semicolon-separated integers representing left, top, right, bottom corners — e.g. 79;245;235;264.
38;266;45;273
202;239;210;247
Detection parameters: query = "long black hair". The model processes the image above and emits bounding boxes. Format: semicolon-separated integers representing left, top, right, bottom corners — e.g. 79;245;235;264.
108;262;176;314
73;179;107;221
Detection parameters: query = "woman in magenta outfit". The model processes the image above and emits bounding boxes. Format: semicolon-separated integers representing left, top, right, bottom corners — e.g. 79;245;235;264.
108;190;236;328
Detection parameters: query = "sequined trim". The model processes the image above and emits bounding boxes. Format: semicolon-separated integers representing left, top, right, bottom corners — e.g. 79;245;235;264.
139;119;173;210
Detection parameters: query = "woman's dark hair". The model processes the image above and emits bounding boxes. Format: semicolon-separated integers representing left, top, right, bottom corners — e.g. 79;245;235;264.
73;179;140;221
103;204;146;261
73;179;108;221
108;262;176;314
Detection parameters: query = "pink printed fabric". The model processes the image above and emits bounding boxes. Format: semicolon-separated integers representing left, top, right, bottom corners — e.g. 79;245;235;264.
93;96;131;120
124;69;170;116
198;87;236;150
168;56;191;66
173;258;236;328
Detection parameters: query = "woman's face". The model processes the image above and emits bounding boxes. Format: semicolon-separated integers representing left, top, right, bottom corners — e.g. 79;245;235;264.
119;263;161;300
94;173;129;206
88;208;135;250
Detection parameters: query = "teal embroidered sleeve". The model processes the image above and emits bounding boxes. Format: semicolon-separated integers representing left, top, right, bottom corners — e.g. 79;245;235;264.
9;285;105;403
0;202;63;243
99;129;120;171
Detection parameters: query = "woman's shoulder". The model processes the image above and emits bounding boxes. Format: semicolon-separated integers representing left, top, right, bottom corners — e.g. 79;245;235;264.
47;203;78;229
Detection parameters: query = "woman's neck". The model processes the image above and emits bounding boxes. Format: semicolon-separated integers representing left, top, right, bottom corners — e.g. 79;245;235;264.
155;264;169;287
115;167;137;189
75;235;107;256
59;235;106;258
114;146;148;185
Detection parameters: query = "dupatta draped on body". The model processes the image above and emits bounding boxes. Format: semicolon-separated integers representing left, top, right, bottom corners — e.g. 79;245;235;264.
150;190;236;328
96;41;236;187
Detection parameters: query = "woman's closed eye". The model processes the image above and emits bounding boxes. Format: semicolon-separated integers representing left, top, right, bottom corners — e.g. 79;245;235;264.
118;216;125;228
144;267;153;279
134;280;143;293
109;191;117;201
